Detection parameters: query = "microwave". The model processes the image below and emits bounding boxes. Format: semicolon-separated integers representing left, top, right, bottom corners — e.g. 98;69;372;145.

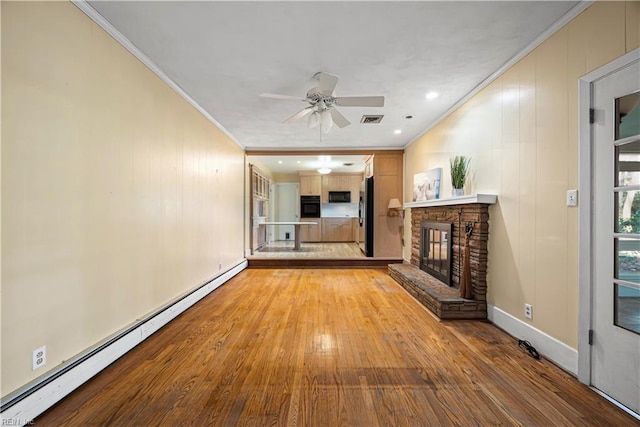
328;191;351;203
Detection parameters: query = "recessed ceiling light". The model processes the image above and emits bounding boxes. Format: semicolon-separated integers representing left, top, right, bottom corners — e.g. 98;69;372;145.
394;129;402;134
296;160;301;164
426;91;439;100
278;160;283;164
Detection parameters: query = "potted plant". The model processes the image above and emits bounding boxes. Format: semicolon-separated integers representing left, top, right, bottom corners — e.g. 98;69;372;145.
450;156;470;197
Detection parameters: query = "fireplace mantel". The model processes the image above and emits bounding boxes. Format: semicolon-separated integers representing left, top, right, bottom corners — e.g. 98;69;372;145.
404;194;497;209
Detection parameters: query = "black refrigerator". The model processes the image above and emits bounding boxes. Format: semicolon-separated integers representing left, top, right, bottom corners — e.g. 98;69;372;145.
359;177;374;257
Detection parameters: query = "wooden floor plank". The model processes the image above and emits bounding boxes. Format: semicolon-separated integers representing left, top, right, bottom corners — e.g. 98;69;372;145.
36;268;639;426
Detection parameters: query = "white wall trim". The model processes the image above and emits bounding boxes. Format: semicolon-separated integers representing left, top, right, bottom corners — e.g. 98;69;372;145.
577;48;640;385
70;0;244;150
488;304;578;375
0;260;248;426
577;74;593;385
404;0;593;149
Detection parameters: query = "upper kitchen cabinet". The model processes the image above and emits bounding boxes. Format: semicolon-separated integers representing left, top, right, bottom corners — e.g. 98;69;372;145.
252;168;270;200
299;173;321;196
327;175;351;190
321;173;362;203
349;175;362;202
250;164;272;253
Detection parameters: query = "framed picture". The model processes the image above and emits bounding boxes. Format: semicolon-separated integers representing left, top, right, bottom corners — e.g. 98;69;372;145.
413;168;441;202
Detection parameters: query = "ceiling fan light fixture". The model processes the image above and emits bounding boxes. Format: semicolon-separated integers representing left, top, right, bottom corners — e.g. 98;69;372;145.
308;111;321;128
317;167;332;175
261;72;382;133
321;109;333;133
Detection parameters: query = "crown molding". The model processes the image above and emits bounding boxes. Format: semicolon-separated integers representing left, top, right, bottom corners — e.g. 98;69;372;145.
404;0;594;150
71;0;244;150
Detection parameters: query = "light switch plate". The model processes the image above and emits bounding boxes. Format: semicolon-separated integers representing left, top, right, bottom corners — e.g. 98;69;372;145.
566;189;578;207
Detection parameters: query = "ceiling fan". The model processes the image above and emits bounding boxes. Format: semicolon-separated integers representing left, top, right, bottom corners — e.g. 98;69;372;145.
259;72;384;133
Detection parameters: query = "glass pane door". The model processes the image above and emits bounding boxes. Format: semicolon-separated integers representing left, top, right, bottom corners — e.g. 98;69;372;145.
614;93;640;335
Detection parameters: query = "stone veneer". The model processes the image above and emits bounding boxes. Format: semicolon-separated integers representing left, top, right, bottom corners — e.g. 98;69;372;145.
389;203;490;319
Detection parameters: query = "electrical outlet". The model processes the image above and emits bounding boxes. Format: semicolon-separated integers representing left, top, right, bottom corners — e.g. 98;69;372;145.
524;304;533;320
566;189;578;207
32;346;46;370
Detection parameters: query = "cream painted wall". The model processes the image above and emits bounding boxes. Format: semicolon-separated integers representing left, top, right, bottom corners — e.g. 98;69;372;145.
1;2;245;396
404;1;640;349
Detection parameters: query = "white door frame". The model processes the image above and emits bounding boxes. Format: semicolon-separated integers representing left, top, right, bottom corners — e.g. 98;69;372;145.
577;47;640;385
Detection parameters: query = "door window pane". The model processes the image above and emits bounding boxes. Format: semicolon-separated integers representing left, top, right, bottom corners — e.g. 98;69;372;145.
614;283;640;334
616;92;640;140
616;139;640;186
616;191;640;233
616;237;640;283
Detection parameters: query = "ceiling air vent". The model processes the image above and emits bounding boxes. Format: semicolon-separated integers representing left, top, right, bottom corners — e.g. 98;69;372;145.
360;115;383;124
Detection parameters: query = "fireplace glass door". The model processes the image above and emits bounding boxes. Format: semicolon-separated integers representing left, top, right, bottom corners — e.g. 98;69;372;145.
420;222;452;286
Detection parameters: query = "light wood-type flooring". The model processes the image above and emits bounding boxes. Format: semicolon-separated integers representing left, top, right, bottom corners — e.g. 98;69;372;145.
37;269;639;426
252;241;365;258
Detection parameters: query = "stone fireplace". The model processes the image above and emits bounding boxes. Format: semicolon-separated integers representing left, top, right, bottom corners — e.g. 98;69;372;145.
411;203;490;298
388;195;495;319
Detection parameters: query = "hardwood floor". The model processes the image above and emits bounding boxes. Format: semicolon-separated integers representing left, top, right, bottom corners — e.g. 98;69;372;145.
37;269;638;426
251;241;366;258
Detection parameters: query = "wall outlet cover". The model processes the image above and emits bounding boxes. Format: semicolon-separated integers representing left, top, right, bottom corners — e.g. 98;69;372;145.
32;346;46;370
524;304;533;320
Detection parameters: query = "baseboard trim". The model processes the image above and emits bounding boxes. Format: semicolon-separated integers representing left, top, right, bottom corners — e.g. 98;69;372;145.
488;304;578;375
0;260;248;425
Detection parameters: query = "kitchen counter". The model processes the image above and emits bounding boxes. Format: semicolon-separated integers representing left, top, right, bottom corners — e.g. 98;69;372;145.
261;221;318;250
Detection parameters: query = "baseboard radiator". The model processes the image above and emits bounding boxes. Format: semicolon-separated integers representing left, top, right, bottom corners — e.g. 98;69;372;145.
0;259;248;425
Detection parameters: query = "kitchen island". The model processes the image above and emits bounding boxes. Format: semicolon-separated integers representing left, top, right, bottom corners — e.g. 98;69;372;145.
260;221;318;251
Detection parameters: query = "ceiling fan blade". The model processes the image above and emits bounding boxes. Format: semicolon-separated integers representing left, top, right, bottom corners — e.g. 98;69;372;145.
317;72;340;96
328;107;350;128
283;107;314;124
259;93;305;101
335;96;385;107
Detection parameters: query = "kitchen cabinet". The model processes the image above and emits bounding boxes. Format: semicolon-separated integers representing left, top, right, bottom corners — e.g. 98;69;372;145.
250;165;271;253
352;218;360;243
323;175;352;191
321;218;353;242
349;175;362;202
252;171;270;199
371;153;403;257
364;158;373;178
321;174;362;203
300;175;321;196
300;218;322;242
